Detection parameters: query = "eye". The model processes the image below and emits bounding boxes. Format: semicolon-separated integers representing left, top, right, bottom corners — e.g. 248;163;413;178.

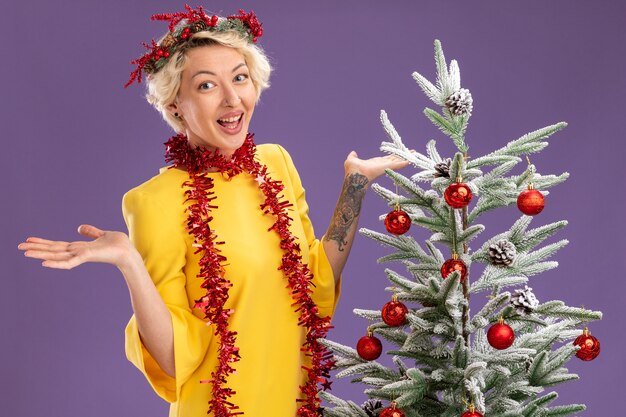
199;81;215;90
234;73;249;82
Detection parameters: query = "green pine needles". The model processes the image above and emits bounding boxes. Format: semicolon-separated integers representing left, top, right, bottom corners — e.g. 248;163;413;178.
320;40;602;417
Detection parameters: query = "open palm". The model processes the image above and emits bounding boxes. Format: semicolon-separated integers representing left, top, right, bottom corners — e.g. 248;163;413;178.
18;225;131;270
344;150;410;182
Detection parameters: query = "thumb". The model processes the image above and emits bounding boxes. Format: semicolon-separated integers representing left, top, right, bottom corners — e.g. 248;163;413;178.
77;224;105;239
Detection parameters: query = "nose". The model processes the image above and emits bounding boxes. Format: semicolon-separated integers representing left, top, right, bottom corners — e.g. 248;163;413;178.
222;83;241;107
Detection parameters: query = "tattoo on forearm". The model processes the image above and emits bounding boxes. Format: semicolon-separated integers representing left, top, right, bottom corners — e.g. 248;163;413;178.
325;173;369;251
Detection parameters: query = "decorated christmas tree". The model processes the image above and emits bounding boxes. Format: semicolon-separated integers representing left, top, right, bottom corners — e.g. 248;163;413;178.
320;40;602;417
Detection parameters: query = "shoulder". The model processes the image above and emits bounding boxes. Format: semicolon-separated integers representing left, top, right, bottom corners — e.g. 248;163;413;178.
255;143;304;196
256;143;296;172
122;167;188;213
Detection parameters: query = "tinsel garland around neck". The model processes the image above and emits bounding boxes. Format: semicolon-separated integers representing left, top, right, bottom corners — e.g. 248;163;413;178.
164;132;335;417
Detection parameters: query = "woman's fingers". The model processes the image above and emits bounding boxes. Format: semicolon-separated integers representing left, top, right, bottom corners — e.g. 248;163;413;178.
19;241;69;252
27;243;87;269
77;224;105;239
42;257;84;270
24;249;74;262
19;226;130;269
24;237;65;245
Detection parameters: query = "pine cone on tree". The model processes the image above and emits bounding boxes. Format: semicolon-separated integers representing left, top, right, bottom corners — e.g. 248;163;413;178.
511;285;539;314
434;158;452;178
362;399;384;417
488;239;516;266
524;356;534;372
445;88;473;116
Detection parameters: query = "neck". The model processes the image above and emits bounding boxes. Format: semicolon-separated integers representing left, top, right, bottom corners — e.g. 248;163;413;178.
164;132;256;175
187;139;236;161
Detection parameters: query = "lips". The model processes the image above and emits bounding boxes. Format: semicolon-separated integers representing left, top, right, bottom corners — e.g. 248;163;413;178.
217;113;243;129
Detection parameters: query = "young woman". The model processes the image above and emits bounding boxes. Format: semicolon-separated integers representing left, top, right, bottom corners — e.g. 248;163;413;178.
18;7;408;417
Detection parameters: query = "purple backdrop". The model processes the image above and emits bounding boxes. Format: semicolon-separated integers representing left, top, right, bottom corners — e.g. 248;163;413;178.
3;0;624;416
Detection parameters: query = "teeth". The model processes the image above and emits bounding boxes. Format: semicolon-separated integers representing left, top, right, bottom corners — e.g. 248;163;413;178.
218;114;242;123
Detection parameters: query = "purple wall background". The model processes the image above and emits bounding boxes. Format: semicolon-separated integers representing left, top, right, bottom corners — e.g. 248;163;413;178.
3;0;624;416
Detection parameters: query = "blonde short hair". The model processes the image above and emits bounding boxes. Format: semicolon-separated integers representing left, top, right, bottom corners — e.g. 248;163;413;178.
146;30;272;133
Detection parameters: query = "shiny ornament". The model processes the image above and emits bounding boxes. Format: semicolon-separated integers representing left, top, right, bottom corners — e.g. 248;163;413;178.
461;404;483;417
380;405;406;417
382;296;408;327
574;327;601;361
444;181;473;209
461;412;483;417
357;331;383;361
487;318;515;350
385;209;412;235
517;186;545;216
441;256;468;282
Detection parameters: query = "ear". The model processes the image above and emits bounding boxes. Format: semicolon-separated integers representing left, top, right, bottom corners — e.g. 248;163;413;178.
166;102;180;117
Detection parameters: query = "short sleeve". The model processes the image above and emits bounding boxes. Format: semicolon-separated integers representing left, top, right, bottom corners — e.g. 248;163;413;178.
275;145;342;319
122;188;212;403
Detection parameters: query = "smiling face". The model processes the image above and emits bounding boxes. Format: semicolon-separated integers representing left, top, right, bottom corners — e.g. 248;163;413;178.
169;44;257;157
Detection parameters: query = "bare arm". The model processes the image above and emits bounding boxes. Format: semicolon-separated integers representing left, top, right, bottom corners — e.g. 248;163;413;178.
18;225;176;377
323;151;409;283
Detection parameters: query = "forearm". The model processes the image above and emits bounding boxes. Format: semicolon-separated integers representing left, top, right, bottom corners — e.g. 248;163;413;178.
118;249;175;377
322;171;369;283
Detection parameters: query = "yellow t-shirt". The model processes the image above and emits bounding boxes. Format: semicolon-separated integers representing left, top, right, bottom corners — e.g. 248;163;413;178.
122;143;341;417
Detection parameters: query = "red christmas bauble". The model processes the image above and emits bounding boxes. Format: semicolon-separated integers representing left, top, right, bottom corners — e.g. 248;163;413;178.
444;182;473;209
574;328;600;361
441;258;468;282
461;411;483;417
357;334;383;361
385;209;412;235
382;300;408;326
379;406;406;417
487;321;515;350
517;188;545;216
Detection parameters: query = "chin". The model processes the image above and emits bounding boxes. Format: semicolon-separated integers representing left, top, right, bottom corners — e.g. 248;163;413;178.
218;133;248;156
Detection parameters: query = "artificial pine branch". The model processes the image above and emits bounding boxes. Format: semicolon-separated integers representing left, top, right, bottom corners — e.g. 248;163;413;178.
426;139;443;162
434;40;451;99
543;404;585;417
322;40;601;417
412;71;442;105
485;123;567;159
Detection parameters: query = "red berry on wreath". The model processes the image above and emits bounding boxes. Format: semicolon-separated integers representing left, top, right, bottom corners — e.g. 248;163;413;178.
461;404;483;417
357;329;382;361
385;208;411;235
379;402;406;417
487;317;515;350
517;184;545;216
444;179;472;209
382;295;408;326
573;327;600;361
441;255;467;282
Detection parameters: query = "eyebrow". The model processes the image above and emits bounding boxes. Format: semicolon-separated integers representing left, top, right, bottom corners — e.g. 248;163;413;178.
192;63;248;79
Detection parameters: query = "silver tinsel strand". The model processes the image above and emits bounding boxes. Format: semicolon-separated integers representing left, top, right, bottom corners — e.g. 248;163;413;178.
445;88;473;116
488;239;517;266
511;285;539;315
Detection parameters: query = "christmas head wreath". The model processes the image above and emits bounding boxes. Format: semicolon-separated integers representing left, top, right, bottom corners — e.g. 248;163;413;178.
125;5;263;87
